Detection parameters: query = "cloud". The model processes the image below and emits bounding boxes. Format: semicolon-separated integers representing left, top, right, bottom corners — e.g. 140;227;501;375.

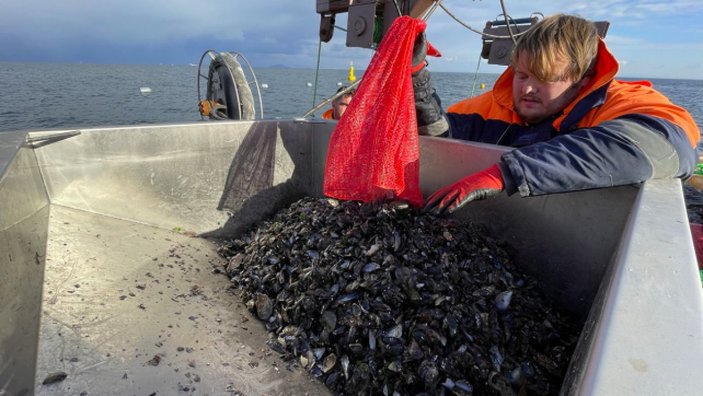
0;1;317;62
601;34;644;45
0;0;700;79
2;1;314;43
549;0;702;19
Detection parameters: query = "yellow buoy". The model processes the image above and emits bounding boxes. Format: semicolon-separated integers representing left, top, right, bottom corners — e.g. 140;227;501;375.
480;83;485;89
348;61;356;83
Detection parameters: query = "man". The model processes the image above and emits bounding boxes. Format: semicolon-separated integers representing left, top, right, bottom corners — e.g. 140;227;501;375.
412;14;700;214
322;86;355;120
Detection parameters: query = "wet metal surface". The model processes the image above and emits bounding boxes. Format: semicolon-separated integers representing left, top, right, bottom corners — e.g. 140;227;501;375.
36;205;329;395
0;143;49;396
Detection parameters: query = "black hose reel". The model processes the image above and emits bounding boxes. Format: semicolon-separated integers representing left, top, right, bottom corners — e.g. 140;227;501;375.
197;51;263;120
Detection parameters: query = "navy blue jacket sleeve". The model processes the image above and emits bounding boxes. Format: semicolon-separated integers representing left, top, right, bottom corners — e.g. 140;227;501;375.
499;115;698;196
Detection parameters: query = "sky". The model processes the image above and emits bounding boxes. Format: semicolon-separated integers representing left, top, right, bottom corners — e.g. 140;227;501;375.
1;0;702;80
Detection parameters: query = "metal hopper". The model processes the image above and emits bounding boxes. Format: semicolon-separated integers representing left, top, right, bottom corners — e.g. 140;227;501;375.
0;119;701;394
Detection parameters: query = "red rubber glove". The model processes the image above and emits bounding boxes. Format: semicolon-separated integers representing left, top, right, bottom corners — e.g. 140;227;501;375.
424;164;505;214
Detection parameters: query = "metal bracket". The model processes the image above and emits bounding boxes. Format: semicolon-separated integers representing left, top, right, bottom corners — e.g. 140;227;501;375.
320;14;336;42
482;17;611;66
481;17;539;66
317;0;423;49
346;1;379;48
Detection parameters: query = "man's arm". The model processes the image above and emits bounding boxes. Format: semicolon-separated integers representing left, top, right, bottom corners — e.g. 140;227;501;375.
411;30;449;137
500;114;699;196
412;68;449;136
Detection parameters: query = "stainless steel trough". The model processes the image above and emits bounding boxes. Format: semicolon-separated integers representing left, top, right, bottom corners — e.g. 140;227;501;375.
1;119;701;395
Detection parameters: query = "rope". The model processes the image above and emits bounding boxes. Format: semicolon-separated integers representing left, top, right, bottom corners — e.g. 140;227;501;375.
438;2;531;39
499;0;517;44
421;0;442;20
312;37;323;111
469;51;483;97
391;0;402;16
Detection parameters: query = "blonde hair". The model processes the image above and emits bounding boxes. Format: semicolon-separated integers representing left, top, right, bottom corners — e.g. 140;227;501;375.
511;14;598;82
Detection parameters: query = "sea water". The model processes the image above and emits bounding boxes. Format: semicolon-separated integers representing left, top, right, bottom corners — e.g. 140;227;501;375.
0;61;701;145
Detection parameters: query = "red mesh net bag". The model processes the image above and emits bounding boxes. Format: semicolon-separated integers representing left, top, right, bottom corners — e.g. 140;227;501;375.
323;16;425;207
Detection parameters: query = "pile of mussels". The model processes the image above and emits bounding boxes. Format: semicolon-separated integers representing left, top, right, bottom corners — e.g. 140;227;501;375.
218;197;581;395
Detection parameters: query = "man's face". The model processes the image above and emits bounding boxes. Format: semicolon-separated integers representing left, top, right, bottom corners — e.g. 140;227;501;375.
512;52;587;124
333;95;352;120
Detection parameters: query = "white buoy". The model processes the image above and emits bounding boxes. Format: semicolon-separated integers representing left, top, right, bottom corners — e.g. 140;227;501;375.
261;83;269;89
306;82;313;87
139;87;152;95
337;82;343;86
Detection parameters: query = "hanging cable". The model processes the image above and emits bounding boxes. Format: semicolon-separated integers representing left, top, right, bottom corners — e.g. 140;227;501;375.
421;0;442;20
438;2;531;39
391;0;402;16
469;51;483;97
499;0;517;44
311;37;323;111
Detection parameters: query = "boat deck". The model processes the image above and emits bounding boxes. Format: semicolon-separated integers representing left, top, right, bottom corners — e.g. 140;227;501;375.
36;204;329;395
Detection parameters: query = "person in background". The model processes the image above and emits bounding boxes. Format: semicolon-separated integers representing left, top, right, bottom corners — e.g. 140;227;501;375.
412;13;700;214
322;86;355;120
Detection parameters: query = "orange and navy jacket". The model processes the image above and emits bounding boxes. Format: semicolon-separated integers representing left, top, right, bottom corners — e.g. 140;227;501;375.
322;108;335;120
441;39;700;196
